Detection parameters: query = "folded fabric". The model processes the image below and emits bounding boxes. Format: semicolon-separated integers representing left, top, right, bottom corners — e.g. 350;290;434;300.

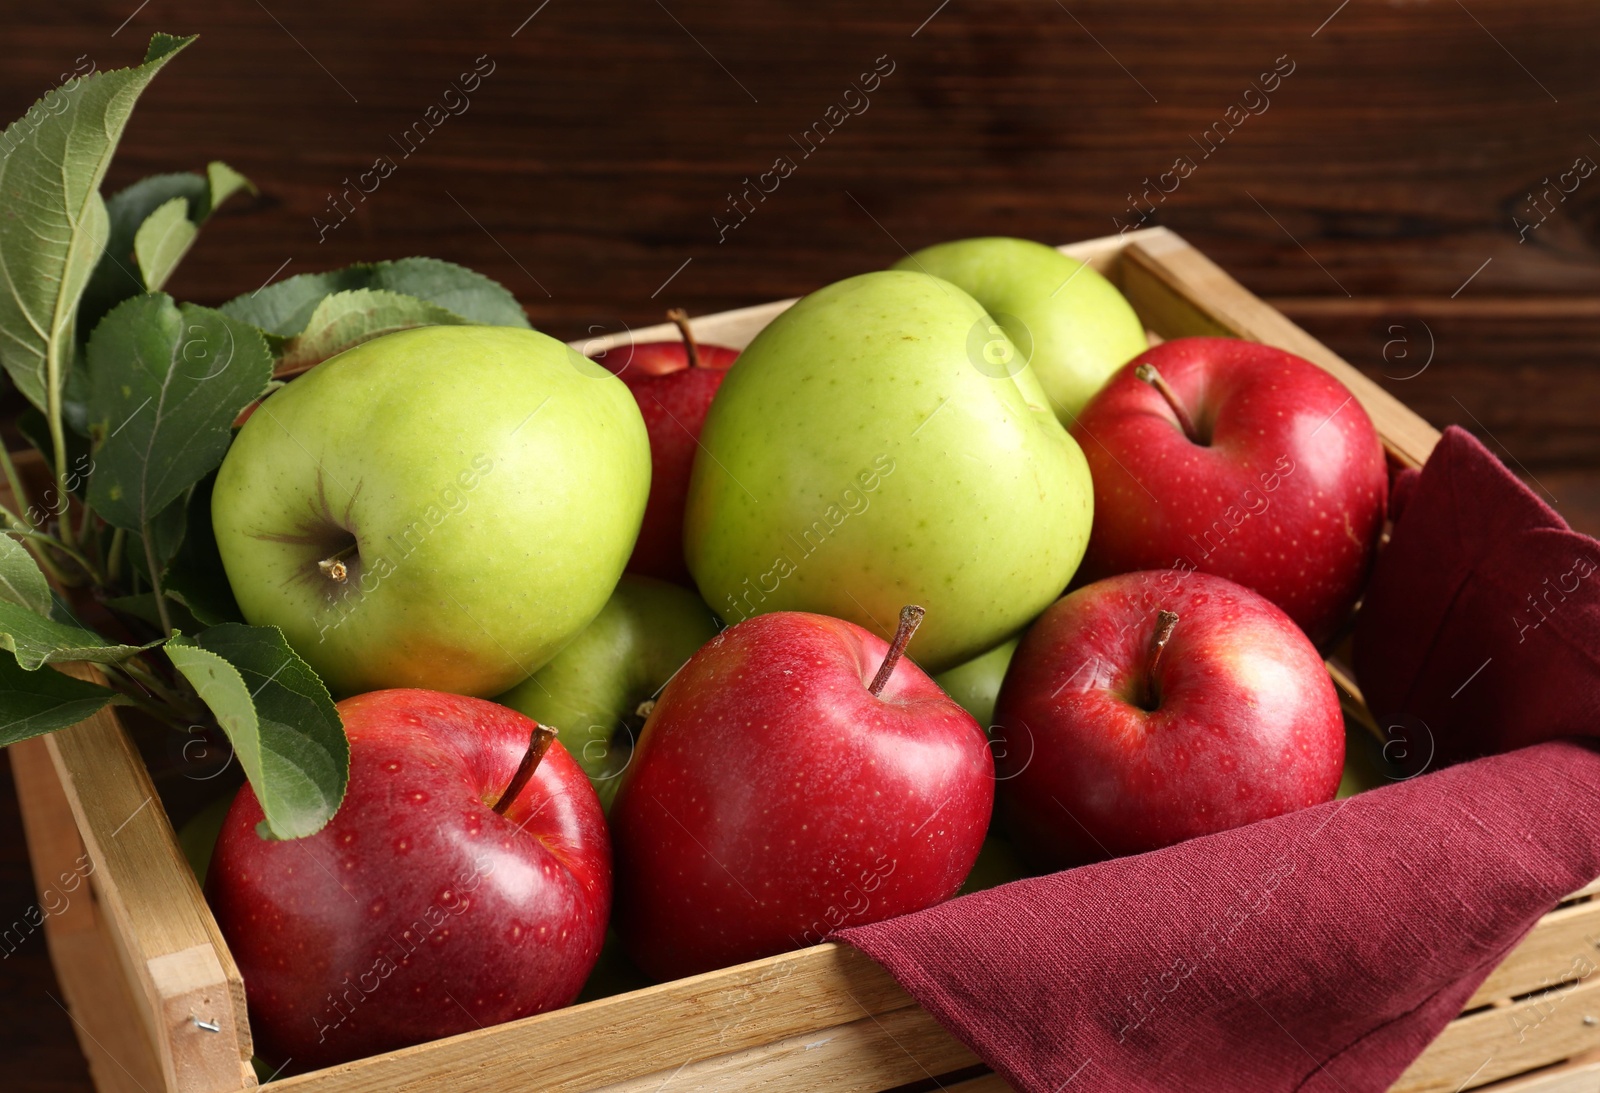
838;740;1600;1092
835;426;1600;1091
1354;425;1600;767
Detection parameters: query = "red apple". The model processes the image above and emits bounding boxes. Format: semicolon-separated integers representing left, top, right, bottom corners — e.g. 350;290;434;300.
610;606;993;981
1070;336;1387;645
206;690;610;1072
993;570;1343;870
593;310;739;584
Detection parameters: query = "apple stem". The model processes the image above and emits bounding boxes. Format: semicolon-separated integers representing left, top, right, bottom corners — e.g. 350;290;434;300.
1141;610;1180;710
666;308;703;369
1135;364;1201;443
493;724;558;816
317;542;359;583
868;605;926;698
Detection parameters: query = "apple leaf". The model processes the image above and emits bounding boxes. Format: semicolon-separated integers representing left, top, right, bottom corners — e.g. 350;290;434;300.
80;161;254;336
0;536;54;617
0;34;195;414
220;256;531;339
275;289;471;372
0;601;156;670
84;294;273;533
162;474;244;626
133;196;198;293
0;654;126;747
167;625;348;840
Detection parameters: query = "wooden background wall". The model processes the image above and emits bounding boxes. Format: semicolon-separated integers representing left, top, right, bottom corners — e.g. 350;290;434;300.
2;1;1597;1087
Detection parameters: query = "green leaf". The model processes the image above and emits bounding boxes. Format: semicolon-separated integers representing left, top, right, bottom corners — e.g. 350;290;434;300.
0;654;124;747
277;289;471;372
220;256;531;338
168;625;347;840
0;536;54;617
79;161;252;338
203;160;255;216
133;196;198;293
80;173;209;336
0;601;154;669
84;294;273;533
162;473;243;626
0;34;195;413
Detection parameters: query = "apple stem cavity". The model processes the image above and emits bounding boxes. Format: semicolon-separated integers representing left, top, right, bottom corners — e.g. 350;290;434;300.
868;605;927;698
1135;363;1202;443
1140;610;1180;711
493;724;558;816
317;541;359;584
666;308;702;369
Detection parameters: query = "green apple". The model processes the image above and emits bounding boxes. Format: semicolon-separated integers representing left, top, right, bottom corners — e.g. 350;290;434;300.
684;270;1094;673
893;237;1147;423
497;575;718;809
934;637;1019;729
212;325;651;697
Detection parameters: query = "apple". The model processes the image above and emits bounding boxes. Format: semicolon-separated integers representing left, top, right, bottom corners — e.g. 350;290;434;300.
893;237;1147;422
1069;336;1387;644
206;689;610;1072
212;325;652;697
684;270;1094;673
610;606;993;981
593;310;739;585
933;637;1019;729
497;574;720;810
992;570;1343;870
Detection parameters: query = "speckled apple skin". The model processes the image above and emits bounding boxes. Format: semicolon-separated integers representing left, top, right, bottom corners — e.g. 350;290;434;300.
684;270;1094;673
993;570;1344;870
893;236;1148;422
610;611;993;982
1070;336;1387;645
211;325;652;697
206;690;611;1072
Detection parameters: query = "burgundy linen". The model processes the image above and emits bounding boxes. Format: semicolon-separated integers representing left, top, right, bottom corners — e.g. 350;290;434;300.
835;426;1600;1091
1354;425;1600;766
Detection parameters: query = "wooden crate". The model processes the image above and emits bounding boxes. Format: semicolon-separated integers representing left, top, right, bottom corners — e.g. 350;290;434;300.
11;226;1600;1093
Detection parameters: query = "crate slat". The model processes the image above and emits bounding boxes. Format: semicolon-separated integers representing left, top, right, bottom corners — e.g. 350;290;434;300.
11;735;167;1093
586;1003;978;1093
1468;898;1600;1009
41;682;254;1092
269;943;920;1093
1394;978;1600;1093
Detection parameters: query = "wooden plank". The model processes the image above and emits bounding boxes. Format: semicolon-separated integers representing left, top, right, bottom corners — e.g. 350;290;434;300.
1119;229;1443;471
43;694;254;1093
1469;899;1600;1009
586;1004;977;1093
1476;1054;1600;1092
11;736;168;1093
1393;977;1600;1093
271;942;917;1093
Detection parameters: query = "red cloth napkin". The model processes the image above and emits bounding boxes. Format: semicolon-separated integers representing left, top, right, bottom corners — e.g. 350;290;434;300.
835;426;1600;1092
1355;425;1600;767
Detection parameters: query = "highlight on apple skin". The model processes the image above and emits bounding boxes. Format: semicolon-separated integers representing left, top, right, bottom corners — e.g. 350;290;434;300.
211;325;653;698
